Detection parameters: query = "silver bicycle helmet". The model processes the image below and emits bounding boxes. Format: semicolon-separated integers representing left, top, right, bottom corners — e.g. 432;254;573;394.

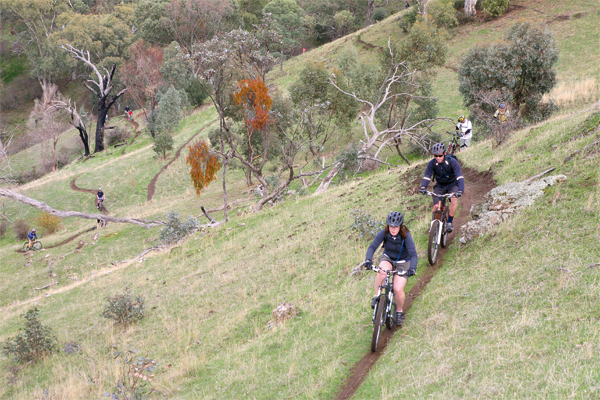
386;211;404;227
432;142;445;155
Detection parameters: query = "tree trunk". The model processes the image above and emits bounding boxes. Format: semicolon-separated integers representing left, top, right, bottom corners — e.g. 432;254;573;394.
0;188;164;228
464;0;478;16
76;127;91;156
95;100;108;153
394;139;411;165
313;163;340;196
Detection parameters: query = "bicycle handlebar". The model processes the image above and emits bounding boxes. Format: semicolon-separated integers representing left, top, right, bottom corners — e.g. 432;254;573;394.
370;266;409;276
422;190;456;198
446;131;462;137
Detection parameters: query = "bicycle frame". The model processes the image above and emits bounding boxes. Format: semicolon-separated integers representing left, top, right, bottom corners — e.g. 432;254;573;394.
371;265;408;323
446;131;462;154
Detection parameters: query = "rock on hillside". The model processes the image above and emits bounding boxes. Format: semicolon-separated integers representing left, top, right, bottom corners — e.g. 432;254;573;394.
460;175;567;243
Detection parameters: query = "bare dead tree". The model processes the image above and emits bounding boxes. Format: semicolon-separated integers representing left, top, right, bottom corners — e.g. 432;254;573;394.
61;44;127;153
51;99;91;156
313;41;443;195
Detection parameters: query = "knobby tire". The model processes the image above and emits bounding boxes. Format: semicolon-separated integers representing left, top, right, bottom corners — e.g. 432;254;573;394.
385;299;396;330
371;295;386;352
33;241;42;251
428;220;440;265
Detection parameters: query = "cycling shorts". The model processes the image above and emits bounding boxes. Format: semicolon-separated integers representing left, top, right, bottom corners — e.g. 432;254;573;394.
379;253;410;273
432;184;458;206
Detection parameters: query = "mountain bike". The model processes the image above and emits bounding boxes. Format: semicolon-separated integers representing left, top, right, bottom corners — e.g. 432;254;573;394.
369;264;409;352
23;239;43;251
97;198;104;210
446;131;462;155
422;191;456;265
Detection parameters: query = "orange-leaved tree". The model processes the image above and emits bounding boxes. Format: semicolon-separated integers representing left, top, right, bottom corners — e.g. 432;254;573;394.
186;139;221;195
233;78;273;185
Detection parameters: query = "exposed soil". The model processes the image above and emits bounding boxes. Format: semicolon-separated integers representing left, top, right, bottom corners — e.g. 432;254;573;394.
15;227;95;253
334;165;496;400
147;121;216;202
69;176;109;214
120;119;141;155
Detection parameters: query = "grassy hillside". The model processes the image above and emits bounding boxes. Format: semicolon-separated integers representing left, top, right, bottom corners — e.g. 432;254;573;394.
1;0;599;398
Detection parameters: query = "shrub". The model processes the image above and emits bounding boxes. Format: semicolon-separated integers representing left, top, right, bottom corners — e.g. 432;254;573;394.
429;1;459;28
153;133;174;159
14;219;30;240
2;308;57;364
372;8;387;22
336;144;361;182
101;288;146;328
35;212;61;235
482;0;509;17
350;209;384;240
159;211;198;244
110;350;157;400
185;78;209;107
106;126;132;147
0;220;6;238
399;6;419;32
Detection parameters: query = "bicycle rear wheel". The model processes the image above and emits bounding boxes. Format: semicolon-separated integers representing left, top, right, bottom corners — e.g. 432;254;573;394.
33;241;42;251
371;295;386;352
428;220;440;265
23;242;30;251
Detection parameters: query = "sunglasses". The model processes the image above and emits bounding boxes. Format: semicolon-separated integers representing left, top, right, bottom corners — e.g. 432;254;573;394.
434;154;444;158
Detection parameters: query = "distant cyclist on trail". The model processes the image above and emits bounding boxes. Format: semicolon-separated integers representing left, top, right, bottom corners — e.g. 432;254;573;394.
27;228;38;248
96;188;105;209
493;103;510;123
419;143;465;233
364;212;418;326
456;114;472;148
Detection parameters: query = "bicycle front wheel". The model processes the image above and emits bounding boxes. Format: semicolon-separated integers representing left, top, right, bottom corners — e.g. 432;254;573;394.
428;220;441;265
33;241;42;251
385;299;396;330
371;295;387;352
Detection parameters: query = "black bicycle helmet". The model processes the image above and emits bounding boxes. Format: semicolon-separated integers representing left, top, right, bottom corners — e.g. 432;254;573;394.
432;142;445;155
386;211;404;227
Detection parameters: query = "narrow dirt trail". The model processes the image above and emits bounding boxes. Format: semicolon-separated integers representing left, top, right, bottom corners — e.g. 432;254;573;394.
15;227;95;253
120;118;141;155
69;176;110;215
334;166;495;400
147;121;216;202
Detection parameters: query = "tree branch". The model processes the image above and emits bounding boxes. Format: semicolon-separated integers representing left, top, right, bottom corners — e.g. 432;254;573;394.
0;189;164;228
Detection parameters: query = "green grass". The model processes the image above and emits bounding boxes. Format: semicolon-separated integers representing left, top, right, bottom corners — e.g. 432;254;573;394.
1;0;600;398
0;55;28;84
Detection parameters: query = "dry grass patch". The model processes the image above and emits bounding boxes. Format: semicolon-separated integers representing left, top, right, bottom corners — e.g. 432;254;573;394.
543;78;598;107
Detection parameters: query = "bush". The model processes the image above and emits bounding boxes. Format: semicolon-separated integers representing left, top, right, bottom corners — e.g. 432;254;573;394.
482;0;509;17
185;78;209;107
399;6;419;32
350;209;385;240
372;8;387;22
106;126;131;147
14;219;30;240
35;212;61;235
2;308;57;364
159;211;198;244
153;133;174;159
101;288;145;328
336;144;361;182
429;1;459;28
0;220;6;238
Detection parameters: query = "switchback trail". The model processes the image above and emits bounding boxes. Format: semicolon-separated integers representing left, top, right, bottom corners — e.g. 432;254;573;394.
334;165;496;400
69;176;109;214
147;120;217;202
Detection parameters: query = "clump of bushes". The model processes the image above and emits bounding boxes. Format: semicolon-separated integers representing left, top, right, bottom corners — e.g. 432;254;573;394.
350;209;385;240
14;219;30;240
482;0;509;17
35;212;61;235
101;288;145;328
106;126;132;147
2;307;57;364
159;211;198;244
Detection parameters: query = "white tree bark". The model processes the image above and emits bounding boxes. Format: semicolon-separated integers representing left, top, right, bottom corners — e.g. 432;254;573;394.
464;0;478;16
